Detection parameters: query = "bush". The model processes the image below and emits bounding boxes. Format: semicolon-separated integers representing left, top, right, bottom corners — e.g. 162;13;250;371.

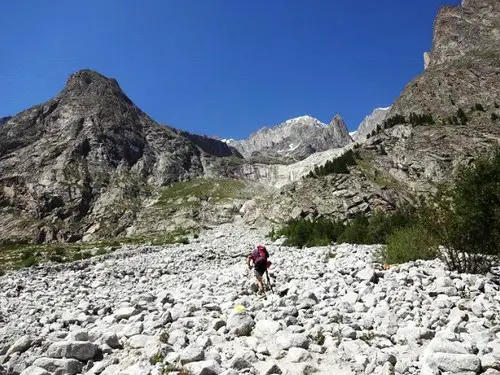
409;113;435;126
274;205;416;248
383;225;438;264
19;251;38;268
383;115;406;129
474;103;485;112
275;217;345;248
425;149;500;273
95;248;109;256
457;108;468;125
492;113;499;121
177;237;190;245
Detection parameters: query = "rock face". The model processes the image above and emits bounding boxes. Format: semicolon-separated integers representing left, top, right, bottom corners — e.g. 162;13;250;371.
2;223;500;375
352;107;390;142
0;70;242;243
390;0;500;117
225;114;353;163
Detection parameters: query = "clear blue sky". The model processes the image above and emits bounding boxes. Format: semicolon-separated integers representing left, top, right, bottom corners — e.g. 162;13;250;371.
1;0;460;139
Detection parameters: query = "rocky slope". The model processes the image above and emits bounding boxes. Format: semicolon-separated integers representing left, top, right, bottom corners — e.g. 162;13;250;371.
2;223;500;375
352;108;390;142
244;0;500;225
224;115;352;163
0;70;243;243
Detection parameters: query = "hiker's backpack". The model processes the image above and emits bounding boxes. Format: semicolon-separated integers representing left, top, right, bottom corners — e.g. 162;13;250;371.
253;245;270;268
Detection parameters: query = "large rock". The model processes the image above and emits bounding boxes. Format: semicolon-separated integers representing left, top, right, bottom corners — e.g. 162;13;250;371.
32;357;83;375
46;341;99;361
7;336;32;355
227;313;254;337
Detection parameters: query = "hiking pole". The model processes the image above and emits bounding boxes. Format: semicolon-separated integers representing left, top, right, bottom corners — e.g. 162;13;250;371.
265;269;274;294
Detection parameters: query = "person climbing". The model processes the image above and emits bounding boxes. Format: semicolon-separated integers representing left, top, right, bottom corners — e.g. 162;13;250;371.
247;245;271;294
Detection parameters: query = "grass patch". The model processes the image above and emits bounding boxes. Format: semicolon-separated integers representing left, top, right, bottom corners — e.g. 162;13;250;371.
156;177;249;207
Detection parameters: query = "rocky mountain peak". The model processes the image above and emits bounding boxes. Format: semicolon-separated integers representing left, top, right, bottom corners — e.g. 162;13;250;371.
60;69;131;104
225;114;352;163
352;107;391;141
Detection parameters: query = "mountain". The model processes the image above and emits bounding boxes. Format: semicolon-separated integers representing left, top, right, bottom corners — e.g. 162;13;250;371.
241;0;500;226
0;70;243;243
352;107;390;141
0;116;11;127
224;114;352;163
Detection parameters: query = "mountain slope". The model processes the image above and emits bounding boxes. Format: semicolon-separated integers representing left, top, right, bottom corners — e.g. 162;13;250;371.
0;70;242;243
242;0;500;226
225;114;352;163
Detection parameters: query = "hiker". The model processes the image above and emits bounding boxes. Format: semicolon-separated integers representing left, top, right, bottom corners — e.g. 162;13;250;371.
247;245;271;294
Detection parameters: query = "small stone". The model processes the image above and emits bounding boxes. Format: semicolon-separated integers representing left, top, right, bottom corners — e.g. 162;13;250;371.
183;359;223;375
180;346;205;364
286;347;311;363
113;307;139;321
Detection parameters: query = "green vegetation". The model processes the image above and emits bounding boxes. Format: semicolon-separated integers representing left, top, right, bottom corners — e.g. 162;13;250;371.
382;225;438;264
157;177;249;206
474;103;485;112
273;148;500;274
306;150;357;178
270;205;416;248
423;148;500;273
383;114;406;129
457;108;468;125
408;113;435;126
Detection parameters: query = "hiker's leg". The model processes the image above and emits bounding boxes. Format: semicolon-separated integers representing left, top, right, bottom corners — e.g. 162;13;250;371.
254;270;264;292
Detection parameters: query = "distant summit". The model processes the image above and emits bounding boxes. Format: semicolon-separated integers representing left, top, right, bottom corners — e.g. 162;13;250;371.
224;114;352;163
352;107;390;141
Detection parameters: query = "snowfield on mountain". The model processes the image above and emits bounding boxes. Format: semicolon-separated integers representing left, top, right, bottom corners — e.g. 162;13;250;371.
1;223;500;375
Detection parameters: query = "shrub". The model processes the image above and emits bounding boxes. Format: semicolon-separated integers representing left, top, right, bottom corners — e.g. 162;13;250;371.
96;248;108;256
425;149;500;273
383;115;406;129
409;113;435;126
492;113;499;121
177;237;189;245
457;108;468;125
383;225;439;264
19;251;38;268
275;217;345;248
474;103;485;112
0;267;5;276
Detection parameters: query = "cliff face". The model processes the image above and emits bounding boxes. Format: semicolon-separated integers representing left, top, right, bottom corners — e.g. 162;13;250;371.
226;114;352;163
390;0;500;118
0;70;243;243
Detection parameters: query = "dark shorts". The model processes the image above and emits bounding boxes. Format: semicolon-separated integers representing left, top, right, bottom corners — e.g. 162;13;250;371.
254;265;266;278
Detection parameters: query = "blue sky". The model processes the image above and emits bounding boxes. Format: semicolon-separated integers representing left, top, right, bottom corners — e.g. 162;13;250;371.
1;0;460;139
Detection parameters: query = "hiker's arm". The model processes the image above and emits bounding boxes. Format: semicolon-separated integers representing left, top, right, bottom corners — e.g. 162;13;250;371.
247;255;253;269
